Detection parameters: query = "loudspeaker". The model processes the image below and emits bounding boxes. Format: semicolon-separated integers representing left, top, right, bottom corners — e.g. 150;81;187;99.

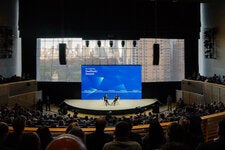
153;43;160;65
59;43;67;65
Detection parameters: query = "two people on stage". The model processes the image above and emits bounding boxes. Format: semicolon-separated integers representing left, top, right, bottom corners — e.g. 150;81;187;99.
103;93;119;106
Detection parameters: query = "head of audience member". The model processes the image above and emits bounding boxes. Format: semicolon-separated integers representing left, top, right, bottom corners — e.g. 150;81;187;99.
161;142;187;150
149;119;165;143
12;115;26;134
0;122;9;143
123;118;133;130
36;126;53;150
68;126;85;144
167;122;185;143
218;118;225;138
179;116;190;132
95;117;107;133
18;132;41;150
46;134;86;150
114;121;130;140
66;122;79;133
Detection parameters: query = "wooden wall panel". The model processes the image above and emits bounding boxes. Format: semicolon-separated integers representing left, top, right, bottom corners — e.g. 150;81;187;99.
0;84;9;105
212;86;220;102
181;80;225;105
181;80;203;94
8;91;36;108
203;84;213;104
9;80;37;96
219;88;225;103
183;91;190;104
182;90;204;105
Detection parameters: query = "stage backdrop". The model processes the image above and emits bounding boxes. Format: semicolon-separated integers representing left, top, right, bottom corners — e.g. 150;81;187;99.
81;65;142;100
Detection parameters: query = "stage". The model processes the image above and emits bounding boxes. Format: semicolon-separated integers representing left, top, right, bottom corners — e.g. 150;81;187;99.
64;99;158;115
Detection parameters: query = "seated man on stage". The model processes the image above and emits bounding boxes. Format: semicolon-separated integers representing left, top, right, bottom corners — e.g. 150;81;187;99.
112;93;119;106
103;93;110;106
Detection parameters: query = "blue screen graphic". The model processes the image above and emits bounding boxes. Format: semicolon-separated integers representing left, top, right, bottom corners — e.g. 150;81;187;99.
81;65;142;100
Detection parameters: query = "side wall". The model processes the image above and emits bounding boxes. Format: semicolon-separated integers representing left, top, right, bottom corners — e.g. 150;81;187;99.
199;1;225;77
0;0;21;77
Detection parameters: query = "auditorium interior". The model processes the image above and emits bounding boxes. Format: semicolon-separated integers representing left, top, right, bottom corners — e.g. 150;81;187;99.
1;0;225;149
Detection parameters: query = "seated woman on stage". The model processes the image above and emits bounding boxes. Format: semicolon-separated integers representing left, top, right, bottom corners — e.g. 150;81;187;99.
104;93;110;106
112;94;119;106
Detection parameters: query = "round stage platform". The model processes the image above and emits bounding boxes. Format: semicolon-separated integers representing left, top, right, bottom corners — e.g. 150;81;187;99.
64;99;158;115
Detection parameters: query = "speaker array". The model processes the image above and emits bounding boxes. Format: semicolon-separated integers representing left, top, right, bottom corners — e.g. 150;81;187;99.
153;43;159;65
59;43;67;65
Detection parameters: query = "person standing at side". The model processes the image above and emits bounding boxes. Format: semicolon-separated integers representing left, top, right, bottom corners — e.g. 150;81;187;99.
46;96;51;111
167;95;173;111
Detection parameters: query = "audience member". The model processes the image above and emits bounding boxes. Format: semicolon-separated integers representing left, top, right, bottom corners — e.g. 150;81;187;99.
36;99;43;112
177;98;184;108
68;126;86;144
178;116;195;150
185;106;204;149
196;73;202;81
196;118;225;150
86;117;113;150
5;115;26;150
167;95;173;111
124;118;143;147
222;76;225;85
46;134;86;150
163;122;188;150
17;132;41;150
45;96;51;111
36;126;53;150
66;122;79;133
161;142;187;150
0;122;10;150
142;119;166;150
103;121;142;150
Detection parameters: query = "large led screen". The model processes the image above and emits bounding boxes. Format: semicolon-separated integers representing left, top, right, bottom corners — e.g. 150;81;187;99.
81;65;142;100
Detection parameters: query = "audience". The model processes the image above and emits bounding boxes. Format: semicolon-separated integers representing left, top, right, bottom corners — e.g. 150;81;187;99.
86;117;113;150
0;74;30;84
1;99;225;130
103;121;142;150
0;95;225;150
194;72;225;85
